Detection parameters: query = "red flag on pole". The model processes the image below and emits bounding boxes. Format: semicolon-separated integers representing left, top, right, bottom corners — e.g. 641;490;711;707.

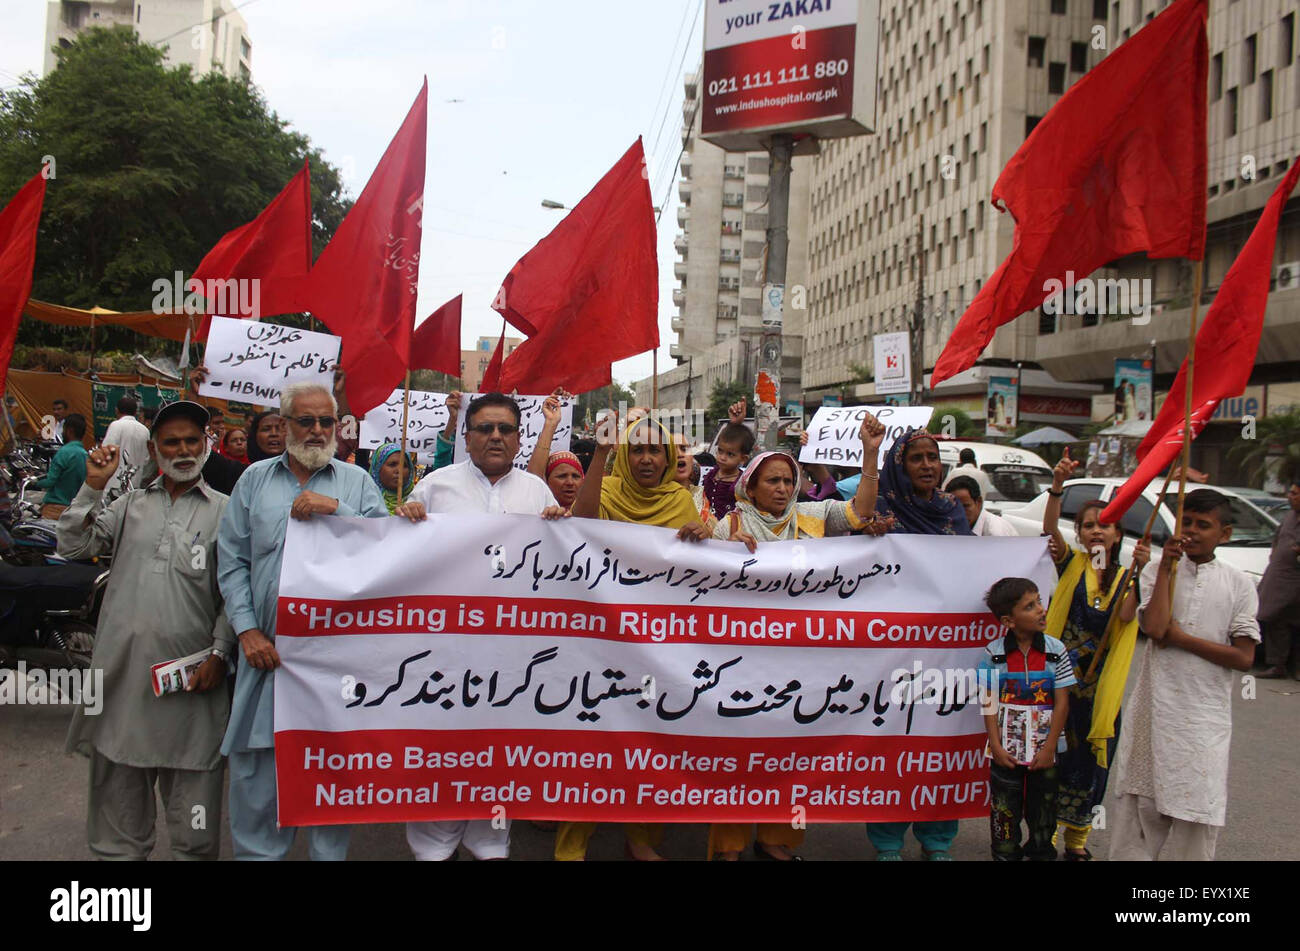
480;324;506;392
0;171;47;397
193;159;313;340
308;80;427;418
410;293;462;376
493;139;658;395
931;0;1208;386
1100;157;1300;524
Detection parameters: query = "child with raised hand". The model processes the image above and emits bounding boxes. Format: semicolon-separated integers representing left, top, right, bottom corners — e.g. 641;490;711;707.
701;398;754;519
978;578;1074;861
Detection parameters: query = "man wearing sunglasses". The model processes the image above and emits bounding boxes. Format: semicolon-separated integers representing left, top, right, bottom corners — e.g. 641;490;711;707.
395;391;566;860
217;381;402;861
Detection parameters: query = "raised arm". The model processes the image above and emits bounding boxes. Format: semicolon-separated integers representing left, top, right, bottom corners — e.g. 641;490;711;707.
55;445;126;559
527;390;566;481
849;413;885;519
1043;448;1080;558
570;415;616;520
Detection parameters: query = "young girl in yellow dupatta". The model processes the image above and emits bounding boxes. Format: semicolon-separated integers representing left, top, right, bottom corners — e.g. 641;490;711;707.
557;415;710;861
707;413;890;861
1043;449;1150;860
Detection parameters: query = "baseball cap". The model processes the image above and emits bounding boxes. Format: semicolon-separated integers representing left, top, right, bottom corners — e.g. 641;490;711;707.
150;400;210;435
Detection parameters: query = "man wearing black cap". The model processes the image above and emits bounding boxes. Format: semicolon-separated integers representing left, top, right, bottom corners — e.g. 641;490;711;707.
57;400;236;860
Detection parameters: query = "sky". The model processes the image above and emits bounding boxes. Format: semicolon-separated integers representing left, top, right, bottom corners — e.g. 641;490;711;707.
0;0;704;388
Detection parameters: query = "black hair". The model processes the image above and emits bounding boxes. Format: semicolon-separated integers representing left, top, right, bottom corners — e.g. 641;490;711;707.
984;577;1038;624
690;457;701;486
958;448;976;465
465;392;521;429
695;451;717;469
1074;499;1123;592
718;422;755;455
53;398;68;409
571;438;596;474
142;406;159;423
62;413;87;441
247;410;283;463
116;395;138;416
1183;488;1234;526
946;475;981;500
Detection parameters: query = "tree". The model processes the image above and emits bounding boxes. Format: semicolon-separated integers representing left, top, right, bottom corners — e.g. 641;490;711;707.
574;381;635;433
0;26;349;356
1229;406;1300;486
708;378;750;424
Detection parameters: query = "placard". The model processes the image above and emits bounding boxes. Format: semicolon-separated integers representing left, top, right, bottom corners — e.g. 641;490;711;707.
452;394;574;472
798;404;932;467
197;316;340;406
359;390;450;463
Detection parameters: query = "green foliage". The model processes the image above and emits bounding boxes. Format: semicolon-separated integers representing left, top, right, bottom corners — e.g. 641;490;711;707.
708;378;751;424
575;382;635;432
928;405;983;439
11;344;137;374
0;26;349;356
1229;407;1300;486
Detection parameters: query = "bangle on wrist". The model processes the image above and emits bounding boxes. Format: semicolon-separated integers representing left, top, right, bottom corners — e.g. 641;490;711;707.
1047;488;1063;497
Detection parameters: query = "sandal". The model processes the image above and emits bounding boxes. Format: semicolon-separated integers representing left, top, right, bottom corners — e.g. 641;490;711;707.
1064;848;1093;861
753;842;804;861
875;849;904;862
922;849;954;862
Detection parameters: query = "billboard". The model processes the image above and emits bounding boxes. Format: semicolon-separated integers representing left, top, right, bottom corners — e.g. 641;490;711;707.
985;376;1019;438
873;331;911;395
1113;358;1153;423
701;0;880;150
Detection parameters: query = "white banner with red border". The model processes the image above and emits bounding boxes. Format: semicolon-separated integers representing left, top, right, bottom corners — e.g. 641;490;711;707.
273;514;1055;826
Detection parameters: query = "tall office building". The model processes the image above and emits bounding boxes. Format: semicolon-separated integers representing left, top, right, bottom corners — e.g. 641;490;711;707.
44;0;253;80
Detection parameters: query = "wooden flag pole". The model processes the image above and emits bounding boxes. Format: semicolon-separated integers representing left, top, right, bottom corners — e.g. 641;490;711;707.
1168;262;1204;607
1083;464;1179;682
397;369;412;504
652;349;659;410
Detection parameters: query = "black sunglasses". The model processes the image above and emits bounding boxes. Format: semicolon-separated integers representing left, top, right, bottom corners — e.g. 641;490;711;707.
468;422;519;436
290;415;337;430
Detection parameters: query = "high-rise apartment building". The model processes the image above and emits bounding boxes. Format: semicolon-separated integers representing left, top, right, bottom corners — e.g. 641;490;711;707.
459;335;523;394
44;0;253;80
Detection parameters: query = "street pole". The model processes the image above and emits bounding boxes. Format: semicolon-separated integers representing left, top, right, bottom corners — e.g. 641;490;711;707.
755;133;793;450
911;216;925;406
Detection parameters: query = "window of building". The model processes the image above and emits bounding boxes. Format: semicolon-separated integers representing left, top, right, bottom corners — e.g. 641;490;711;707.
1048;62;1067;93
1051;0;1067;14
1094;0;1108;19
1226;87;1238;135
1283;14;1295;65
1025;115;1043;138
1260;70;1273;121
1028;36;1046;67
1244;34;1257;85
1210;52;1222;100
1071;41;1088;72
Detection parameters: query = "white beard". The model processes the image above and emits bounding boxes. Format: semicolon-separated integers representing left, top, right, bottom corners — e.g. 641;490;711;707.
287;431;337;471
157;444;211;483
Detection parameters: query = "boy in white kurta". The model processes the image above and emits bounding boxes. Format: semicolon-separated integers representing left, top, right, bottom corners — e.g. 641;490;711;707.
1110;490;1260;861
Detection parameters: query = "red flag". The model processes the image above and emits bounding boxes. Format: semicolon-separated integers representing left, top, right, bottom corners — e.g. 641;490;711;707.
410;294;462;376
1100;157;1300;524
932;0;1207;386
494;139;658;394
308;80;427;417
0;171;47;397
193;159;313;339
480;325;506;392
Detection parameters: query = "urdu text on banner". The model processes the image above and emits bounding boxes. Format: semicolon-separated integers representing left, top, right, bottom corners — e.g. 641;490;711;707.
273;514;1055;826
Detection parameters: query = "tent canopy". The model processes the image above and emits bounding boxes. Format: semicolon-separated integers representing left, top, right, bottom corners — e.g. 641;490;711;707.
1014;426;1077;446
24;299;190;342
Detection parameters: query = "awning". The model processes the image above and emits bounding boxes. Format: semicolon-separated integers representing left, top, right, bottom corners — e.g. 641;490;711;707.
23;299;191;342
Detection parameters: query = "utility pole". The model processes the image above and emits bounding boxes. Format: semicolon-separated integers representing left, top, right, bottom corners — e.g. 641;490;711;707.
910;216;925;407
755;133;793;450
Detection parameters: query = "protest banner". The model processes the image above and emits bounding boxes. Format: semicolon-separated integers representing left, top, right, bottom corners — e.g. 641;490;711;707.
452;393;573;471
197;316;340;405
359;389;449;463
798;405;932;467
273;515;1055;826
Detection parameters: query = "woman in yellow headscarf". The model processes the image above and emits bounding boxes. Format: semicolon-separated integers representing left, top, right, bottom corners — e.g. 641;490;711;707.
1042;449;1149;860
558;414;709;860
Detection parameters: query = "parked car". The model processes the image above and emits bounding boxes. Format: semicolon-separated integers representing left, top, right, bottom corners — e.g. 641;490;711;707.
997;478;1280;584
932;440;1056;506
1216;486;1291;519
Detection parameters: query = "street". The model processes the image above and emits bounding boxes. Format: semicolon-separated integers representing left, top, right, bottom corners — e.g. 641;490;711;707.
3;664;1296;861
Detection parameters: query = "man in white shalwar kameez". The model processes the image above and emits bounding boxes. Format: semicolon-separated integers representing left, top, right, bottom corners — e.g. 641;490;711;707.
1110;490;1259;861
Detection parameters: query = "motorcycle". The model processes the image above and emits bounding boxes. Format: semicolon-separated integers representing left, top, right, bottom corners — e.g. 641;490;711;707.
0;559;108;670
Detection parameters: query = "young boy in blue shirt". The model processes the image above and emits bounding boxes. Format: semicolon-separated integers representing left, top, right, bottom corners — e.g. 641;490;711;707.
979;578;1075;861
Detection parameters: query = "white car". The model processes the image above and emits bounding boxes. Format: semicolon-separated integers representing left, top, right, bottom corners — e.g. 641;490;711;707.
997;478;1280;584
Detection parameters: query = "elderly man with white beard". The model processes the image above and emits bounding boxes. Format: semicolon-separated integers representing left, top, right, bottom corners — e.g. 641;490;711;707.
217;381;395;860
57;401;236;859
